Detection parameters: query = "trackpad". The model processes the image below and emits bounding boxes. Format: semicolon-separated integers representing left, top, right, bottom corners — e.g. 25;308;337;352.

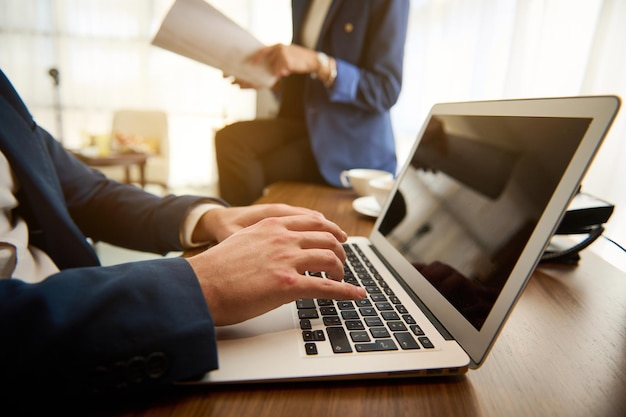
215;304;296;340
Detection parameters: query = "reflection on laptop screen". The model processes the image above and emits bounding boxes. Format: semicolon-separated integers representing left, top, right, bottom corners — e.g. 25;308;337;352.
379;115;591;330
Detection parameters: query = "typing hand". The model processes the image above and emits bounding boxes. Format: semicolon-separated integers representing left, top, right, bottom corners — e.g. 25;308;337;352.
187;213;366;326
192;203;327;244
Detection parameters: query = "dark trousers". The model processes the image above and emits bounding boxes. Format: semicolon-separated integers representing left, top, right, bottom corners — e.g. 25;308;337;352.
214;118;327;206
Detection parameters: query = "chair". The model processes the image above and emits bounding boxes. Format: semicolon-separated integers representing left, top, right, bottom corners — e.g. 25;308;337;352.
98;110;170;190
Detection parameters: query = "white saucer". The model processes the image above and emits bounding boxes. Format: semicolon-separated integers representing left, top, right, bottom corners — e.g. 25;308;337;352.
352;196;382;217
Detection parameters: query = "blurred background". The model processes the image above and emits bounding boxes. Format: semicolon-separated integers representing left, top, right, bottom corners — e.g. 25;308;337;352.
1;0;625;269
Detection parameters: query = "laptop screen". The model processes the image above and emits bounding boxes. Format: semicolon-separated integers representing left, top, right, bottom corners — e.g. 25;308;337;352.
378;114;591;330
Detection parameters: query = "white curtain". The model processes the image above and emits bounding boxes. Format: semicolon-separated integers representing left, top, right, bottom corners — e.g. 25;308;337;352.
1;0;624;260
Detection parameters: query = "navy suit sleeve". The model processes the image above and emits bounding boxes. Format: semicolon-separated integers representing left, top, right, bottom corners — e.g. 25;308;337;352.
0;257;218;396
0;69;219;403
44;130;205;254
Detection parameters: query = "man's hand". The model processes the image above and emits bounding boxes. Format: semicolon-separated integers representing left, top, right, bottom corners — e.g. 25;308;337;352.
187;213;365;326
192;203;328;244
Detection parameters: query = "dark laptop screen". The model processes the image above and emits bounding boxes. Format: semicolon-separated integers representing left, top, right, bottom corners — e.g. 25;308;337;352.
378;115;591;330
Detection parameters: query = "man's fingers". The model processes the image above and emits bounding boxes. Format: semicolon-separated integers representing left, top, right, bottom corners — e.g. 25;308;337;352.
296;275;366;301
293;248;345;281
253;203;321;219
298;231;347;262
275;214;348;243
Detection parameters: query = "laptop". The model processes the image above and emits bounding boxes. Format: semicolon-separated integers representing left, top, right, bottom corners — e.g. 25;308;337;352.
193;95;620;383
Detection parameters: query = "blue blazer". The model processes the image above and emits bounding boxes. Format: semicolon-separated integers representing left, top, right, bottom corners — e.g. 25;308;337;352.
0;70;217;399
291;0;409;186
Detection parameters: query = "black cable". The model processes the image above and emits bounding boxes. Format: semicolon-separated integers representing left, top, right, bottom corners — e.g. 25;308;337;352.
540;225;605;263
601;235;626;253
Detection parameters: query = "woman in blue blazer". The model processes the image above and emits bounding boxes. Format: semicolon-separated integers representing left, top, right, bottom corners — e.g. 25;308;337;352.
0;70;363;407
215;0;410;206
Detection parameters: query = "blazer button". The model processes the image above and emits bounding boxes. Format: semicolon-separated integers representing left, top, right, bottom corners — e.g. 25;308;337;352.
145;352;169;379
344;22;353;33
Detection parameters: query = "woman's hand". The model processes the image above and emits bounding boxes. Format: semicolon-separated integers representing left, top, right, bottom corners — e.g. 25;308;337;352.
252;43;319;78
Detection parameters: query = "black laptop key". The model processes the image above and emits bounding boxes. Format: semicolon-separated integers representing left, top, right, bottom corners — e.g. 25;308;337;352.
326;326;353;353
352;261;366;271
418;336;435;349
300;319;312;330
296;299;315;309
410;324;425;336
359;307;377;316
323;316;341;326
365;317;384;327
320;306;338;316
355;339;398;352
402;314;416;324
298;309;319;319
387;321;408;332
370;327;391;338
365;286;382;294
375;302;393;311
345;320;365;331
394;332;420;350
337;301;354;310
341;310;359;320
302;330;325;342
395;304;408;314
355;299;372;307
304;343;318;355
381;311;400;321
350;331;370;343
389;296;402;304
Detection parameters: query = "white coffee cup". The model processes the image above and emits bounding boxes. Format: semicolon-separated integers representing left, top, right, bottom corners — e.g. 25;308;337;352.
340;169;393;197
369;176;395;208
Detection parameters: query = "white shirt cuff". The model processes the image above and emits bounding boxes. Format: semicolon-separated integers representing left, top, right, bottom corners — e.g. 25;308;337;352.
181;203;225;248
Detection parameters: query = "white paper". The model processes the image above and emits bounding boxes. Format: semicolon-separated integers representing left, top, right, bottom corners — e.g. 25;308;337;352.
152;0;277;88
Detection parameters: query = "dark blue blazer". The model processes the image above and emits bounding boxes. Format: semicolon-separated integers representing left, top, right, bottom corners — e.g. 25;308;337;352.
291;0;410;186
0;70;217;398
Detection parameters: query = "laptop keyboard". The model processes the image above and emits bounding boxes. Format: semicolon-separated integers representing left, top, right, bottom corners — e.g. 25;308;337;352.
297;243;434;355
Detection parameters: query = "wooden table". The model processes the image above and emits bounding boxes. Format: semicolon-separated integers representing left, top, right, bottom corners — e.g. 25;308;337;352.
105;182;626;417
70;150;148;188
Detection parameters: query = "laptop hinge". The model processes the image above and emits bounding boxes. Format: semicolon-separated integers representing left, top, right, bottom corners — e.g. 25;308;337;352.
369;244;455;341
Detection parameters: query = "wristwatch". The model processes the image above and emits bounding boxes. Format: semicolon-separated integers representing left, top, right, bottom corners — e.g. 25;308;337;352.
314;51;337;88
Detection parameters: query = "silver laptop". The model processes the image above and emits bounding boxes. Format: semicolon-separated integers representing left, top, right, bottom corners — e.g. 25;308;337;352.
194;95;620;383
